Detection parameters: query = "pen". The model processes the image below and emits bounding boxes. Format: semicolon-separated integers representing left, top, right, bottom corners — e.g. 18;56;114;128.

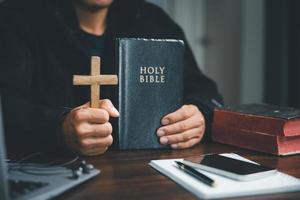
175;161;217;187
211;99;223;108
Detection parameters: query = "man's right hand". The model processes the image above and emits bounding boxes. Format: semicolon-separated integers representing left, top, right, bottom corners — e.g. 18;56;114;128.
62;99;119;156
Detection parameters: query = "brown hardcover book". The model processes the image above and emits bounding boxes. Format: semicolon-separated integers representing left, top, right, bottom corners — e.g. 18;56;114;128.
212;125;300;155
213;104;300;137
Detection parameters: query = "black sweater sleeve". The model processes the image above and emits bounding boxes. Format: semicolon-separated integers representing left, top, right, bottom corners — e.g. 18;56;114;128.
183;39;224;123
142;2;224;138
182;31;224;140
0;4;66;153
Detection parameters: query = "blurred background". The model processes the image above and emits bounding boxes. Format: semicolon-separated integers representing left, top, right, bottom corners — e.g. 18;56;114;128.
148;0;300;108
0;0;299;107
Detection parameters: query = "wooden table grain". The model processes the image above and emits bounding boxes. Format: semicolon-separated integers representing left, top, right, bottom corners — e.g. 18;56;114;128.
54;142;300;200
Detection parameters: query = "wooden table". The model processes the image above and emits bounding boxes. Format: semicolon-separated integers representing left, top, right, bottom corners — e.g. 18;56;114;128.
55;142;300;200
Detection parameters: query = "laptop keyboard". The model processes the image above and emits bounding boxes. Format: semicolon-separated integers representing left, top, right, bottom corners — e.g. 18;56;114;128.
9;179;49;199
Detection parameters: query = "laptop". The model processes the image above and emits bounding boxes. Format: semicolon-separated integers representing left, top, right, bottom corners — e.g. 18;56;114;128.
0;97;100;200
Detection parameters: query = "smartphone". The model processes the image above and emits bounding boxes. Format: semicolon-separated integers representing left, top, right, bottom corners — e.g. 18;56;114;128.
183;154;277;181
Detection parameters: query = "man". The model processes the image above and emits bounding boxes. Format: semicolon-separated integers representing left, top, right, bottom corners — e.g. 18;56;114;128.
0;0;223;155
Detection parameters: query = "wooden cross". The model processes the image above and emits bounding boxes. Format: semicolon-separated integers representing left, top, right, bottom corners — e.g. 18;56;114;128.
73;56;118;108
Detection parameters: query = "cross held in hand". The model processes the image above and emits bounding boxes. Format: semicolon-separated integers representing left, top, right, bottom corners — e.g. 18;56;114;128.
73;56;118;108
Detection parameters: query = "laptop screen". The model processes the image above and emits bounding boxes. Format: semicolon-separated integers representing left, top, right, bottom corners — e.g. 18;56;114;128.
0;96;10;200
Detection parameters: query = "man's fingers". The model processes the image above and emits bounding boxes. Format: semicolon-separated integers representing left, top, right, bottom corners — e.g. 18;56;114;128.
78;135;113;151
161;105;198;125
64;101;117;156
159;127;204;145
75;122;113;138
99;99;119;117
171;138;201;149
157;114;204;136
72;108;109;124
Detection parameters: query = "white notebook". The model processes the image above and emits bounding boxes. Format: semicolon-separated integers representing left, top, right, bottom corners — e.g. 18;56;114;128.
149;153;300;199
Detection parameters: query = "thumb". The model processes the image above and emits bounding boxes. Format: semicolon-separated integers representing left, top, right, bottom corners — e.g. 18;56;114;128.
99;99;119;117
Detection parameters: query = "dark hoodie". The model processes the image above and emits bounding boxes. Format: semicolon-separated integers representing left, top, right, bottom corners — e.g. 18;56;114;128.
0;0;223;153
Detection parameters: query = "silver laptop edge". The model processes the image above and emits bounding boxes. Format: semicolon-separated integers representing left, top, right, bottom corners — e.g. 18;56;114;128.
0;96;10;200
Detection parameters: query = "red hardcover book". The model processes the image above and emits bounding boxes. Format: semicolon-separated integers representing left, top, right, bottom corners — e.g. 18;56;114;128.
213;104;300;137
212;125;300;156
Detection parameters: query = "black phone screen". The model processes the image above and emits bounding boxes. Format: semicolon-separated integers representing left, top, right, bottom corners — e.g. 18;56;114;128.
187;154;275;175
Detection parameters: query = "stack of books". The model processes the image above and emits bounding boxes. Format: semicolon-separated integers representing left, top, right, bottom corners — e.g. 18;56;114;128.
212;104;300;155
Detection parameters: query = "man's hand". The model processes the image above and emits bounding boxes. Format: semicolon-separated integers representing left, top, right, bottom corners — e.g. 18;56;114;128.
157;105;205;149
62;99;119;156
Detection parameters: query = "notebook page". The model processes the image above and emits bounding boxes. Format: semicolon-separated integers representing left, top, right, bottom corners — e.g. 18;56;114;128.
149;153;300;199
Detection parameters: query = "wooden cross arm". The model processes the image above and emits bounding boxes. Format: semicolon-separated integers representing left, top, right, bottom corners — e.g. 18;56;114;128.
73;75;118;85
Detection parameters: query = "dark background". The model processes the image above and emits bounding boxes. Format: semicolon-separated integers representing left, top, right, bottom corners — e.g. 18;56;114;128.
151;0;300;108
264;0;300;108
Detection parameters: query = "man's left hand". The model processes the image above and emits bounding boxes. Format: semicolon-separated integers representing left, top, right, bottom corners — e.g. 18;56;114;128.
157;105;205;149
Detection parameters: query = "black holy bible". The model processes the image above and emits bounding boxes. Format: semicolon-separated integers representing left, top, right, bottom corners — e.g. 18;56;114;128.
116;38;184;149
